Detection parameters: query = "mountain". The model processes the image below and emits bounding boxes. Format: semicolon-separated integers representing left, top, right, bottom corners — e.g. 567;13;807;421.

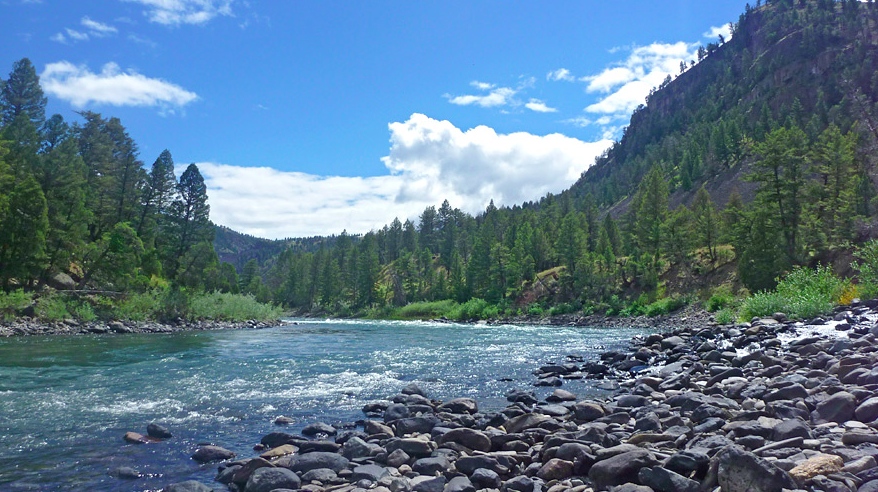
254;0;878;316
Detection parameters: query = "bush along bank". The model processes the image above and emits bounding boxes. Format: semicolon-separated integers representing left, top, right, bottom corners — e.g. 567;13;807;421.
152;299;878;492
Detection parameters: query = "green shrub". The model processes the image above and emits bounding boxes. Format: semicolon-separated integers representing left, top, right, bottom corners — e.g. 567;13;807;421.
35;294;70;321
0;289;33;320
527;303;544;316
448;298;491;320
854;240;878;298
115;291;163;321
643;296;687;317
548;302;577;316
740;265;847;320
187;291;282;321
396;299;458;319
714;308;736;325
705;286;735;312
71;301;97;322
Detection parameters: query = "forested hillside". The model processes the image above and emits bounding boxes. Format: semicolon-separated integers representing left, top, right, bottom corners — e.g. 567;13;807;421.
260;0;878;318
0;58;267;321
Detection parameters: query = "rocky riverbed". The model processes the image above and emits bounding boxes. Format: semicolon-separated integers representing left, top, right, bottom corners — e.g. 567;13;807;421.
147;299;878;492
0;317;278;337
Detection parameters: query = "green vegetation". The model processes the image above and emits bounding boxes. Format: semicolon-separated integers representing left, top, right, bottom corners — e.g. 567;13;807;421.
0;58;280;325
738;265;850;321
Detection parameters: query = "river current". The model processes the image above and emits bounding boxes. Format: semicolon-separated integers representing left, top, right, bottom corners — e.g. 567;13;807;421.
0;319;642;491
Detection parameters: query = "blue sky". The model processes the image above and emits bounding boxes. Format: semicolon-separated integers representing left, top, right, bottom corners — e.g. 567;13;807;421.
1;0;746;239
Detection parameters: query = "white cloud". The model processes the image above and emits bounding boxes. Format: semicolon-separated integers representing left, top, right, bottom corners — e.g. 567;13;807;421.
547;68;575;82
200;113;612;239
65;28;89;41
525;99;557;113
704;24;732;41
582;41;697;116
447;85;517;108
124;0;234;26
81;16;117;35
40;61;198;108
50;32;67;43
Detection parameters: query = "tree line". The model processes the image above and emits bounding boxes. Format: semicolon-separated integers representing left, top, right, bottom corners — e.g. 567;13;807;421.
0;58;241;296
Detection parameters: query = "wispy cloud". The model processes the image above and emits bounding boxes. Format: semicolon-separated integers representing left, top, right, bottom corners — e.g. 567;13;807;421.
51;16;117;43
525;99;557;113
446;82;517;108
40;61;198;109
201;113;612;239
123;0;235;26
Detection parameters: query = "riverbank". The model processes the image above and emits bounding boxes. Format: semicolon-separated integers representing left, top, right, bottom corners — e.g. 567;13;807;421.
157;299;878;492
0;317;281;337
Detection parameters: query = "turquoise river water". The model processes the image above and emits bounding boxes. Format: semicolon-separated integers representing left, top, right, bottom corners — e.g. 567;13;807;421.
0;319;643;491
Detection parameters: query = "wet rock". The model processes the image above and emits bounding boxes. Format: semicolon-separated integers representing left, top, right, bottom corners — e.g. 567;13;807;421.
260;444;297;459
245;467;301;492
342;436;382;459
162;481;214;492
546;389;577;402
123;431;149;444
147;422;173;439
110;466;141;479
437;398;478;414
191;445;235;463
261;432;297;448
385;403;411;422
402;382;427;397
274;416;295;425
302;422;337;437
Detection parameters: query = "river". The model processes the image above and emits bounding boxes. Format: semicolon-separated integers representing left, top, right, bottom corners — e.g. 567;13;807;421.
0;319;643;491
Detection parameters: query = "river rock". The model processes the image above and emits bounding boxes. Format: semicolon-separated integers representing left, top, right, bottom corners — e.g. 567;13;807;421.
537;458;574;480
455;455;506;475
401;382;427;397
384;403;411;422
714;445;796;492
856;396;878;422
231;458;274;485
438;427;491;452
302;467;337;482
386;448;411;467
546;388;577;402
261;432;296;448
162;481;214;492
411;475;446;492
812;391;857;424
277;451;350;473
412;456;450;475
444;475;476;492
573;401;605;422
245;467;301;492
352;464;391;482
342;436;382;459
772;418;812;441
588;449;658;489
471;468;501;489
260;444;297;459
147;422;173;439
110;466;141;479
385;438;436;458
395;415;440;435
123;431;149;444
191;445;235;463
788;453;844;482
302;422;337;436
500;475;534;492
638;466;700;492
437;397;478;414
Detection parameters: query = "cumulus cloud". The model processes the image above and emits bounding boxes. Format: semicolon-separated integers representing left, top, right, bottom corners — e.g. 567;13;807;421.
124;0;234;26
40;61;198;108
704;24;732;41
525;99;557;113
547;68;575;82
200;114;612;239
581;42;697;116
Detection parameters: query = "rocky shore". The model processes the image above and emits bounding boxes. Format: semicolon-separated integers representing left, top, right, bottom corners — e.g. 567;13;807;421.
0;317;279;337
150;299;878;492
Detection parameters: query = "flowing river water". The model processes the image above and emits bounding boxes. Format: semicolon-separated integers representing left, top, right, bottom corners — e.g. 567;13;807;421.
0;319;644;491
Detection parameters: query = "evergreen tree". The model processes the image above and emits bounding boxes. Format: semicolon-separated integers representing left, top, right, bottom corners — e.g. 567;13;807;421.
691;186;720;262
165;164;213;279
0;58;46;128
0;173;48;289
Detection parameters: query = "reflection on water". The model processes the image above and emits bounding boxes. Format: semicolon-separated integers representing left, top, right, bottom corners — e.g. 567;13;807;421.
0;319;641;491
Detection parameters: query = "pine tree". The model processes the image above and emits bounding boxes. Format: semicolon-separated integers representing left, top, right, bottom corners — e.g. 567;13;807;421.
691;186;720;262
0;58;46;128
0;173;48;289
165;164;213;280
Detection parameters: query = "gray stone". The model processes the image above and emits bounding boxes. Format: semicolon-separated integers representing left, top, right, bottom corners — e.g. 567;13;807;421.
244;467;301;492
546;389;577;402
573;401;605;422
191;445;235;463
638;466;699;492
412;456;450;475
412;475;446;492
470;468;501;489
162;481;214;492
402;382;427;397
352;464;390;482
261;432;296;448
443;476;476;492
111;466;141;479
589;449;659;489
302;422;337;436
438;427;491;452
277;452;350;473
385;403;411;422
438;398;478;414
395;416;440;435
857;397;878;423
500;475;534;492
455;455;506;475
537;458;574;480
772;418;812;441
343;436;383;459
386;448;411;468
663;449;709;477
301;468;337;483
812;391;857;424
715;445;796;492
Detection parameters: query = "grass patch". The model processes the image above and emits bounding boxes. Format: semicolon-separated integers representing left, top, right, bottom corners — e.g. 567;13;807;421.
0;290;33;320
187;291;283;322
395;299;458;320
